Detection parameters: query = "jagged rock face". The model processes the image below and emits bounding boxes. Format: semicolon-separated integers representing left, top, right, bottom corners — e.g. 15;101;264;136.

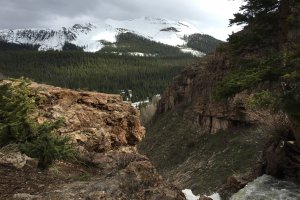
0;23;96;51
157;55;259;134
31;83;145;154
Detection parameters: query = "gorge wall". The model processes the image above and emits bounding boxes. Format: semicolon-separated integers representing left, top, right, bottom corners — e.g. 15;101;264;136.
139;51;299;199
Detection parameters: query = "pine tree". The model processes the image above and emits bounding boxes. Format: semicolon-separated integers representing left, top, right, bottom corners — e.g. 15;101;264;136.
226;0;300;147
228;0;296;56
0;78;74;169
0;78;36;146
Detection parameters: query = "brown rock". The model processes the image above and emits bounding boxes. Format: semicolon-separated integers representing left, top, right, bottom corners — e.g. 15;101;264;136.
200;196;213;200
218;175;252;200
0;144;37;169
30;83;145;154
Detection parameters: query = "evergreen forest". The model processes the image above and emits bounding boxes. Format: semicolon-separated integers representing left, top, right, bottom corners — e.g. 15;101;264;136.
0;50;196;102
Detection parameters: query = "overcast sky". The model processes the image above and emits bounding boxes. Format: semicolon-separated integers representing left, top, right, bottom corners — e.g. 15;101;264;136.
0;0;244;40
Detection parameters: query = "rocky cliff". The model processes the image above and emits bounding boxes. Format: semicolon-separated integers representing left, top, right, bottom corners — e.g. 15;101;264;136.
156;55;246;134
32;83;145;154
0;82;185;200
156;53;279;134
139;50;299;199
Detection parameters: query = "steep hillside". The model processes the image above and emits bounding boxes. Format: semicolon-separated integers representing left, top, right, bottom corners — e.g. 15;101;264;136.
99;32;205;57
139;55;273;197
184;33;223;54
140;1;300;199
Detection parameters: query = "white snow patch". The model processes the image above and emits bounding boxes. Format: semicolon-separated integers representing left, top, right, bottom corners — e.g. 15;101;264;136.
83;42;103;52
128;52;158;57
182;189;199;200
182;189;221;200
91;31;117;43
208;193;221;200
131;99;150;108
109;52;158;57
180;48;206;57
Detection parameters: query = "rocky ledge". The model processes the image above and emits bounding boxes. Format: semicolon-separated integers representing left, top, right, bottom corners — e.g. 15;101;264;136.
0;83;185;200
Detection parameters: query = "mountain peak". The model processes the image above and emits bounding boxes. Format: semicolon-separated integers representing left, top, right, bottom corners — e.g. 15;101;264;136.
0;17;215;54
71;23;96;31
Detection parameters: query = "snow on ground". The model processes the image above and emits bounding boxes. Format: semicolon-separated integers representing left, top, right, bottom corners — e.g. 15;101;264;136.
109;52;158;57
182;189;199;200
131;99;150;108
182;189;221;200
127;52;158;57
180;47;206;57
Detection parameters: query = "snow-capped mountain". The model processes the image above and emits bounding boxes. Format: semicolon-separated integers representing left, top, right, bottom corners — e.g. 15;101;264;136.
0;17;212;55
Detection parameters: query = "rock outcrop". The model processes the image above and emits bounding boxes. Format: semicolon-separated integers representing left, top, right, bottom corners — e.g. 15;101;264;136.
156;55;275;134
0;83;185;200
31;82;145;153
140;51;299;198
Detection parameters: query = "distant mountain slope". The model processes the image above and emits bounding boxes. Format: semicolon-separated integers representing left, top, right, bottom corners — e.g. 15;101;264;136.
0;17;220;55
99;32;204;57
184;33;223;54
0;51;197;101
0;41;39;51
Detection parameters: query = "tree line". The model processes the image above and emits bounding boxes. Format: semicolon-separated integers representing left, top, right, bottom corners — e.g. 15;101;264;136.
0;51;197;101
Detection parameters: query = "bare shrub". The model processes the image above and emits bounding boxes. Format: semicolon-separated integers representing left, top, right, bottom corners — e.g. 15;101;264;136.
248;109;291;138
116;152;141;170
140;95;161;125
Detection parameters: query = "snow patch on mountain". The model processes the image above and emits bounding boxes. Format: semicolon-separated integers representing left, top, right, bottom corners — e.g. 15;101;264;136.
109;52;159;57
0;17;204;55
180;47;205;57
105;17;200;46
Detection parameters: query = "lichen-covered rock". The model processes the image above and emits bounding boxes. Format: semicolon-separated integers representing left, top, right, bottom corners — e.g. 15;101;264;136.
0;145;36;169
30;83;145;154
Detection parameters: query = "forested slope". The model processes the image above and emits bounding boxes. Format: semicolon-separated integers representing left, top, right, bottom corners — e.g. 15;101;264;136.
0;51;196;101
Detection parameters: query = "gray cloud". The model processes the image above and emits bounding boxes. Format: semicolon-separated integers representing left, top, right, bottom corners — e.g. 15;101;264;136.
0;0;242;40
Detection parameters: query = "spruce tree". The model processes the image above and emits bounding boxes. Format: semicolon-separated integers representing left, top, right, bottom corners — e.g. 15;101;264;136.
225;0;300;147
0;78;74;169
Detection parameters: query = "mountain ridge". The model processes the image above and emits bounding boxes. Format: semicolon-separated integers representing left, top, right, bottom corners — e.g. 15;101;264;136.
0;17;221;55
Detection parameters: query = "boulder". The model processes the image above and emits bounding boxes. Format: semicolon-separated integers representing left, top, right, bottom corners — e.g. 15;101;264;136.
0;145;36;169
30;83;145;154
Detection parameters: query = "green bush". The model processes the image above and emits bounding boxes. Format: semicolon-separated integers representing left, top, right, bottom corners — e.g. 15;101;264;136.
214;64;284;100
246;90;277;109
0;78;74;169
214;67;269;100
0;78;37;146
